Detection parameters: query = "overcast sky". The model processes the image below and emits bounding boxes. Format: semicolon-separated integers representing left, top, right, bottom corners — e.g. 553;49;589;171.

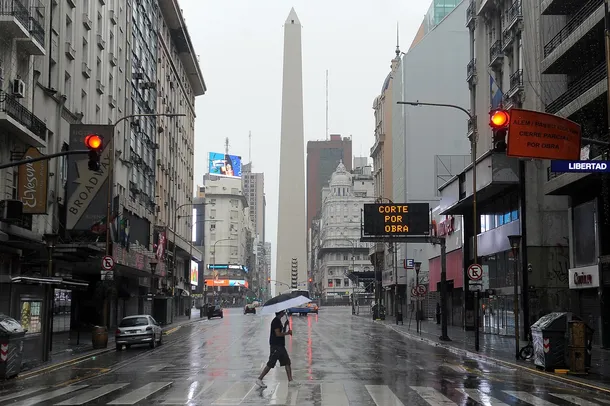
181;0;433;276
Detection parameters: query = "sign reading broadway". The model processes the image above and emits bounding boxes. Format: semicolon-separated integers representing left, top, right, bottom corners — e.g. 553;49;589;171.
67;124;113;230
363;203;430;236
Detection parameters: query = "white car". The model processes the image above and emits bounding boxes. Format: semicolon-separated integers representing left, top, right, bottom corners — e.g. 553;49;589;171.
115;315;163;350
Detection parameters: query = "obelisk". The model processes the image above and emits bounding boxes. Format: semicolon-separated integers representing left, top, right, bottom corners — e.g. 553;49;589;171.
275;8;307;295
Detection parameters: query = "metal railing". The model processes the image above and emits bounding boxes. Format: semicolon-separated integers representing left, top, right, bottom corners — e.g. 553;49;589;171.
467;117;476;134
543;0;602;58
29;13;44;46
509;69;523;91
507;0;522;24
0;0;29;29
467;58;476;81
545;62;605;114
466;0;476;26
0;92;46;141
489;40;503;65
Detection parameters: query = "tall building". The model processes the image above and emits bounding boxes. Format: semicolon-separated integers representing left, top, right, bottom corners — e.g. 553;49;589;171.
275;8;307;292
242;162;265;242
306;135;352;231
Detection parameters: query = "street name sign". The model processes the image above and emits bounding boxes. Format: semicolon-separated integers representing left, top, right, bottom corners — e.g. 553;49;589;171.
551;160;610;173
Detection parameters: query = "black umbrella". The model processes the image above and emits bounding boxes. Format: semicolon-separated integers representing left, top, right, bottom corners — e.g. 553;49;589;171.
261;291;311;315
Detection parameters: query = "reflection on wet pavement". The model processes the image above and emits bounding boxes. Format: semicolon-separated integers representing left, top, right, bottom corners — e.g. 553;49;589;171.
1;307;610;405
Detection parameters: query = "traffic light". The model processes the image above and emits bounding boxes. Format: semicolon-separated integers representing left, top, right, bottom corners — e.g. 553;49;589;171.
308;278;312;283
489;109;510;153
85;134;103;171
267;277;271;282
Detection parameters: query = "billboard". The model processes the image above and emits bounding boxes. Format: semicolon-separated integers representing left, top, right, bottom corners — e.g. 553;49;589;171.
506;109;582;160
18;147;49;214
208;152;242;178
190;260;199;286
66;124;114;230
363;203;430;236
206;264;248;273
205;279;248;288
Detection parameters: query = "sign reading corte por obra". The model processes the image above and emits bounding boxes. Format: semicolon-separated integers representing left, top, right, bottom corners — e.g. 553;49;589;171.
363;203;430;236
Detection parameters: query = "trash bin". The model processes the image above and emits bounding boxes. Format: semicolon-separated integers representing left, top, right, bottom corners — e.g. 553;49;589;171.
396;311;403;324
568;320;594;374
0;315;26;379
91;326;108;349
531;312;569;371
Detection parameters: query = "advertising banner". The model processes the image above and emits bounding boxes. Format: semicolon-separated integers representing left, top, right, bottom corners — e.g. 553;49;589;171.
208;152;242;178
17;147;48;214
190;260;199;286
66;124;114;230
205;279;248;288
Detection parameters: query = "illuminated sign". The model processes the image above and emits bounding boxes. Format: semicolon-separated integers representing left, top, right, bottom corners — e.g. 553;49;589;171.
206;264;247;273
190;260;198;286
551;160;610;173
205;279;249;288
363;203;430;236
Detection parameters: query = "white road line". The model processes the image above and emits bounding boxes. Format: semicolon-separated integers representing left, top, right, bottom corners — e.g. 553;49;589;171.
596;398;610;404
0;387;46;403
55;384;130;405
410;386;456;405
11;385;89;406
268;382;298;405
212;382;255;405
161;381;214;405
503;391;556;406
107;382;173;405
443;364;466;373
550;393;602;406
365;385;405;406
320;383;349;406
459;388;510;405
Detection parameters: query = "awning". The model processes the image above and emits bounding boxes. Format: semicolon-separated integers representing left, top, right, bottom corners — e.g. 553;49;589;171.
11;276;89;289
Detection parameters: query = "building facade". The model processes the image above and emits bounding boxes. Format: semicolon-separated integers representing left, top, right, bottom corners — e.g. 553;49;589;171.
315;162;375;298
242;162;265;242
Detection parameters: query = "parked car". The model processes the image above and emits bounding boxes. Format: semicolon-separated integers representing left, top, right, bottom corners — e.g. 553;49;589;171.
244;304;256;314
208;305;224;319
115;315;163;350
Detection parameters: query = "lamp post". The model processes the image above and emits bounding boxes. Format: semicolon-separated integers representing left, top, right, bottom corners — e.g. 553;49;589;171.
414;261;422;334
508;234;522;360
42;233;58;362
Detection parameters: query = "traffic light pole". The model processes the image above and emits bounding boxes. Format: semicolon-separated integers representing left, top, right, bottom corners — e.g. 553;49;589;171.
0;150;89;170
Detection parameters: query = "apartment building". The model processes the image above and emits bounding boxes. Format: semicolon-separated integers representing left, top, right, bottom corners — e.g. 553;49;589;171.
242;162;265;242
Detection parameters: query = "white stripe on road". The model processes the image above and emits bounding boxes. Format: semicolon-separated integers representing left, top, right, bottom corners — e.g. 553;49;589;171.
596;398;610;404
442;364;466;373
0;387;46;403
459;388;509;405
550;393;603;405
56;384;130;405
161;381;214;404
11;385;89;406
365;385;405;406
107;382;173;405
320;383;349;406
410;386;455;405
212;382;255;405
503;391;556;405
268;382;298;405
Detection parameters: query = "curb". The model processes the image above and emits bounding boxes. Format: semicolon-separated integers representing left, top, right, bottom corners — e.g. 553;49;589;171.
17;316;206;380
380;321;610;394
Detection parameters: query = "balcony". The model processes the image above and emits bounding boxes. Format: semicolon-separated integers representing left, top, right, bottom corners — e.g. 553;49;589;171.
65;41;75;59
96;80;105;94
506;69;524;99
109;10;117;25
467;117;476;138
542;0;603;72
505;1;523;32
82;12;92;30
17;11;45;55
108;95;116;108
545;62;606;115
0;0;29;38
82;62;91;78
466;58;476;83
109;53;117;66
0;92;47;147
466;0;476;28
489;40;503;67
542;0;583;16
502;28;515;53
96;34;105;50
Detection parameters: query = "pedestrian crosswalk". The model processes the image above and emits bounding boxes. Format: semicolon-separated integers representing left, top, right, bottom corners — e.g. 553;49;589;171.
2;380;610;405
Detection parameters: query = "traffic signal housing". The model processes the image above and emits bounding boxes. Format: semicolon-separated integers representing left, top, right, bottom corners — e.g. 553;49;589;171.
489;109;510;153
85;134;103;171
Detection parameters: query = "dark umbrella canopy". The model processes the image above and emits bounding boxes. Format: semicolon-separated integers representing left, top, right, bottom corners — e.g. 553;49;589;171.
263;291;300;307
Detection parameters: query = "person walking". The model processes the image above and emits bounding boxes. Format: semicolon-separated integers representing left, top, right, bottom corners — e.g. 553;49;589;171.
256;310;294;388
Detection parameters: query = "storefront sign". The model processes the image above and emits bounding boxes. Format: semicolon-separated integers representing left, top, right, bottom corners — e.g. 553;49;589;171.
437;216;455;236
205;279;248;287
18;147;48;214
363;203;430;236
113;245;166;276
568;266;599;289
507;109;582;160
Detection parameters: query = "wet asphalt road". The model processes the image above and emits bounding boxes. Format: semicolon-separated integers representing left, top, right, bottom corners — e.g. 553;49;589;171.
1;307;610;405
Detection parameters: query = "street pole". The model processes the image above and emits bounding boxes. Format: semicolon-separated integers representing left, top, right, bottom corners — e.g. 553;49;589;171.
42;234;58;363
439;237;450;341
508;235;522;360
414;262;421;334
393;242;398;325
605;0;610;138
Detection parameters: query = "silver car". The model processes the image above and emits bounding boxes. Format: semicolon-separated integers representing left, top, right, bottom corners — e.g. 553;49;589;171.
115;315;163;350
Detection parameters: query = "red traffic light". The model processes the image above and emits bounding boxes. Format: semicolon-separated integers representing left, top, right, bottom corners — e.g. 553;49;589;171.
84;134;103;150
308;278;312;283
489;110;510;129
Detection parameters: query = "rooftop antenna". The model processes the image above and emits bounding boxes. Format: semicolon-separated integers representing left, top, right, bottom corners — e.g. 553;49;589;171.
325;70;329;140
395;22;401;57
248;130;252;165
225;137;230;156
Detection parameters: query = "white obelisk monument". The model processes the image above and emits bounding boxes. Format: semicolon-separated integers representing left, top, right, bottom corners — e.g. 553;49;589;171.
275;8;307;294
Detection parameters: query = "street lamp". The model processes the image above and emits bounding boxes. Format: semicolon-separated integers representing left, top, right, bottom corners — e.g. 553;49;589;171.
414;261;422;333
508;234;522;360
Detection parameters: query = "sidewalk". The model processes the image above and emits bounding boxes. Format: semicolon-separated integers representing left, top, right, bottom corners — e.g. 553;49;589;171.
361;313;610;391
20;313;205;377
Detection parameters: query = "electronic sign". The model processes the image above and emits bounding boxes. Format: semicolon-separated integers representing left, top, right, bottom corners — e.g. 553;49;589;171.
363;203;430;236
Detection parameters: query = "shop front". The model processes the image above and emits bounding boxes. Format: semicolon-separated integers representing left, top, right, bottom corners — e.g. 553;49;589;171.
569;265;601;344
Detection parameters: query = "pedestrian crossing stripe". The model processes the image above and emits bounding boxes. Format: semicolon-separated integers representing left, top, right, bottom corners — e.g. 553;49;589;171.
2;381;610;405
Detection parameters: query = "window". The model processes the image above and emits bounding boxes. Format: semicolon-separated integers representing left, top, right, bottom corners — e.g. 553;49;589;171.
335;279;342;287
573;199;597;267
328;279;333;287
344;278;350;287
20;300;42;334
210;223;216;231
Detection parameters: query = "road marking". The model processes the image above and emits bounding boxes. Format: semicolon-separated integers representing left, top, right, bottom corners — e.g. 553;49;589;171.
550;393;602;405
459;388;509;405
597;398;610;404
147;363;175;372
320;383;349;406
503;391;556;405
164;326;180;335
410;386;455;405
365;385;404;406
442;364;466;373
269;382;298;405
55;383;130;405
0;387;46;403
161;380;214;404
212;382;255;405
107;382;173;405
11;385;89;406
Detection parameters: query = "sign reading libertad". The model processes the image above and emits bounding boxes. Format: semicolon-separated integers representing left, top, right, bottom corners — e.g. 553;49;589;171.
363;203;430;236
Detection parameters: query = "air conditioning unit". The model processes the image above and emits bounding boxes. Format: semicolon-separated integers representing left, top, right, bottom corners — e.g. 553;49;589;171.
0;200;23;222
12;79;25;98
